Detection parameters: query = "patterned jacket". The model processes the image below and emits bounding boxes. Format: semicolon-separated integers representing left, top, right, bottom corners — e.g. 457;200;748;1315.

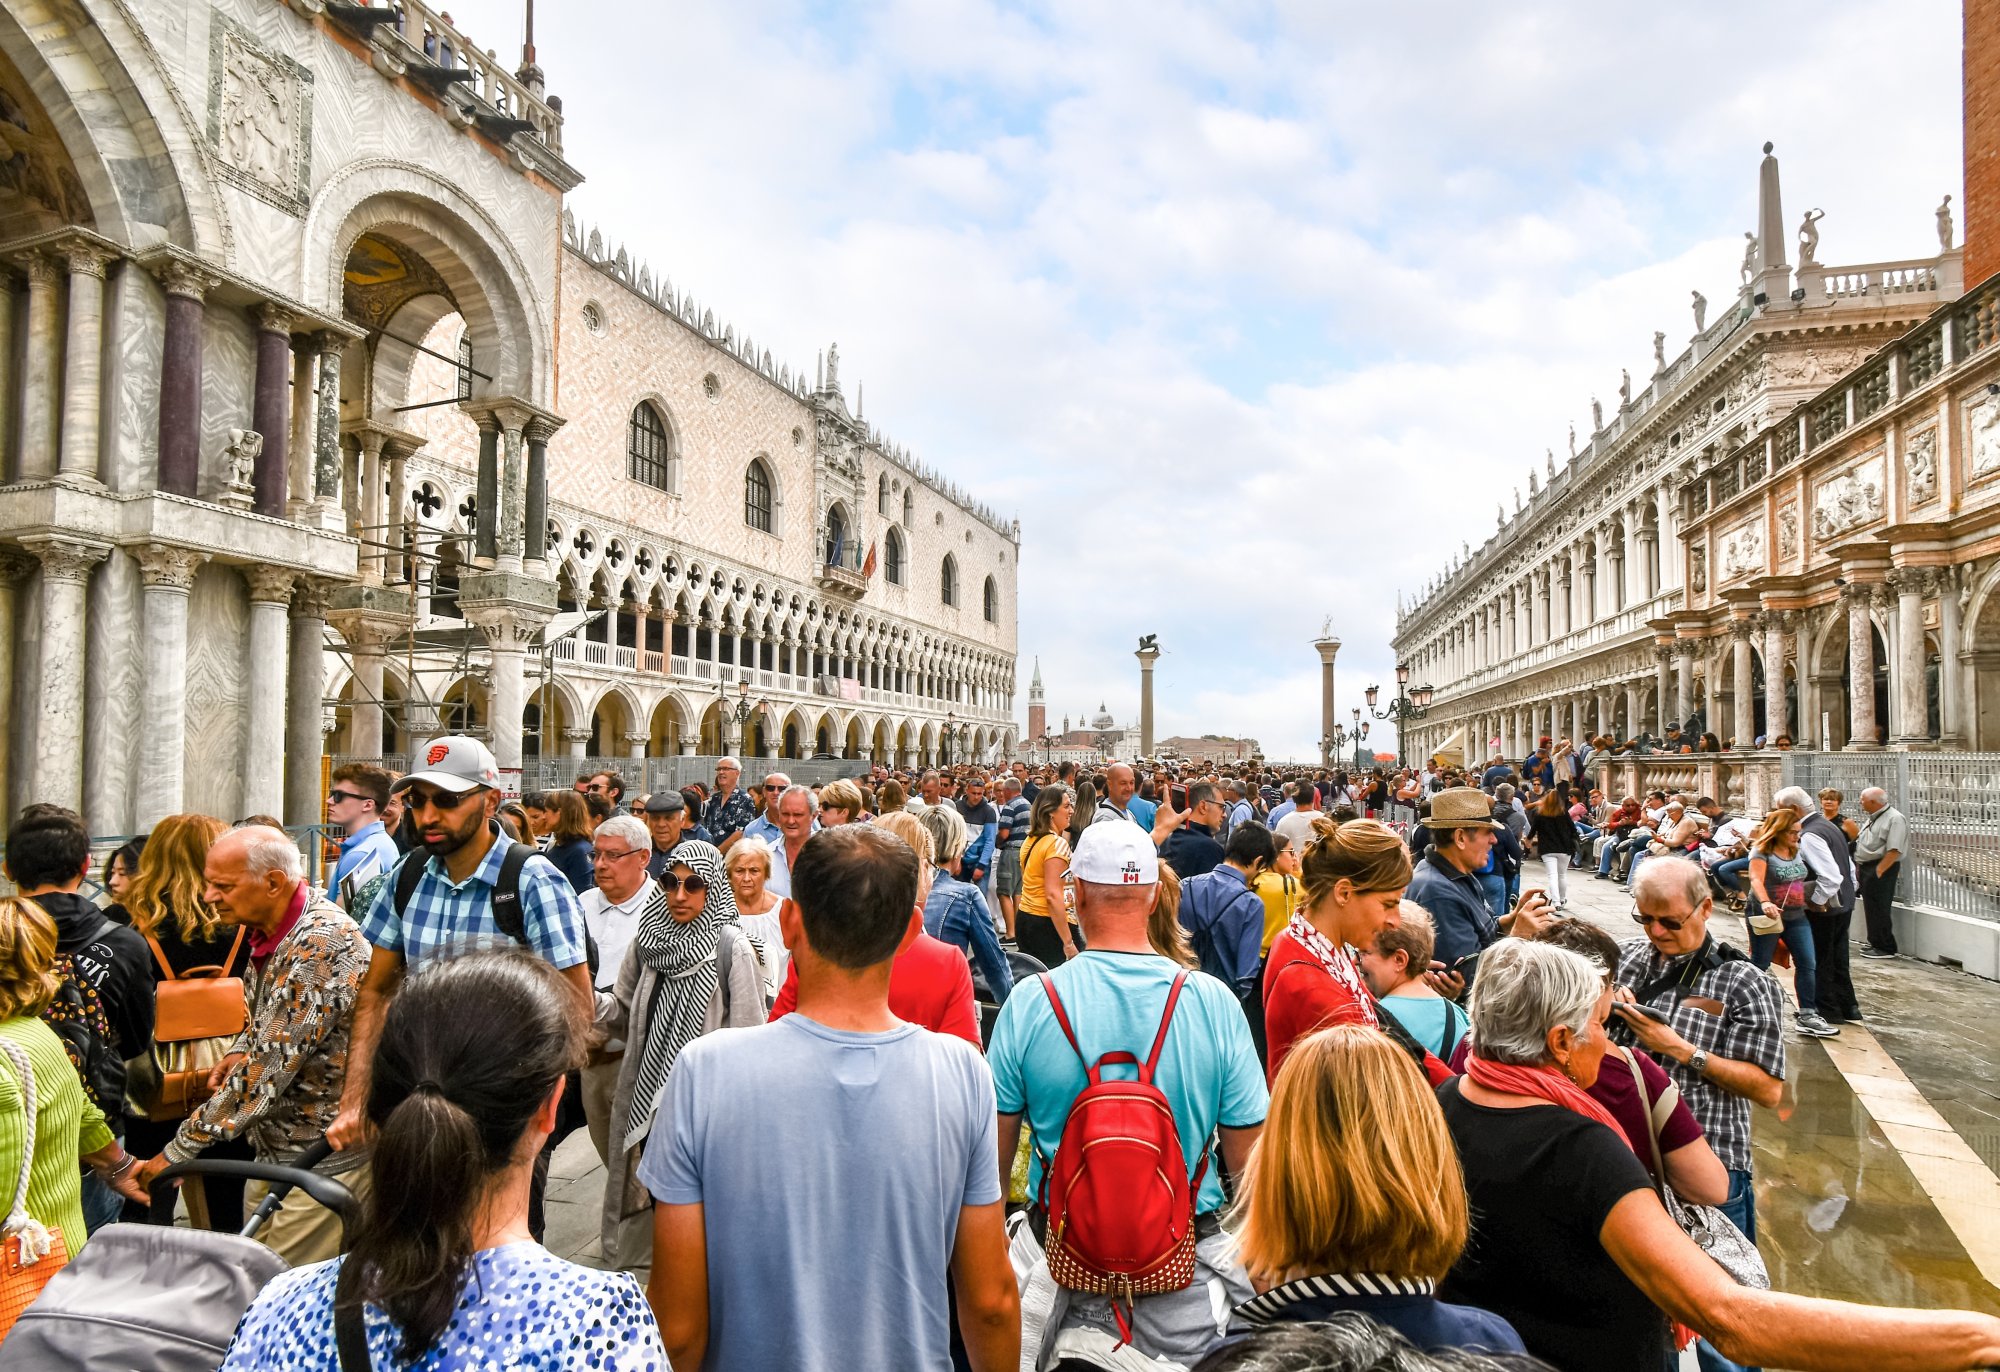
165;896;369;1165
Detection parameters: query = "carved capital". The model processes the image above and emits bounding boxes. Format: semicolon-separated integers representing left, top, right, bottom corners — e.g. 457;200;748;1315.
253;301;300;335
1841;579;1876;607
291;575;332;619
152;257;216;300
29;538;111;585
1884;565;1928;595
244;565;296;604
19;253;60;288
135;544;205;591
313;330;348;359
562;728;593;745
61;241;116;279
621;732;649;749
1727;617;1757;643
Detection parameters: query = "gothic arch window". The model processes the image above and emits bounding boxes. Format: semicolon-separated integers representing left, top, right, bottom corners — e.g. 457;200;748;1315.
745;457;774;532
627;401;676;492
902;489;914;526
885;527;905;585
983;575;998;623
878;473;890;515
941;553;959;607
454;335;474;401
825;504;851;567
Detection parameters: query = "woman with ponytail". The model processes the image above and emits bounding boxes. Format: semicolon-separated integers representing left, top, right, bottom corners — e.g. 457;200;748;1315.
222;953;666;1370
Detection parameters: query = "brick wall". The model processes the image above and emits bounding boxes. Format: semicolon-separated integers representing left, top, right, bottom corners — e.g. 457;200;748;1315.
1968;0;2000;287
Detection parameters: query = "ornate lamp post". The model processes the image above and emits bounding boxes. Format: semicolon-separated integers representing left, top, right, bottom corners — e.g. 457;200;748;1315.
718;679;768;754
1365;663;1435;769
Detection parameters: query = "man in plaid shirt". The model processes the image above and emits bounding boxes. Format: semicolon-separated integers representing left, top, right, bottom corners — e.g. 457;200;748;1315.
1613;858;1785;1372
329;735;590;1157
705;756;760;853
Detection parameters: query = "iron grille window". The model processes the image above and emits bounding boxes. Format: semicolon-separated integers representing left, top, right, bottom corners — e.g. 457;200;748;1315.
627;404;674;490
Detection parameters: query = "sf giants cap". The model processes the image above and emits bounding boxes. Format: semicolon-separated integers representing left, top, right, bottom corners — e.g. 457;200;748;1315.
1069;819;1159;887
393;735;500;794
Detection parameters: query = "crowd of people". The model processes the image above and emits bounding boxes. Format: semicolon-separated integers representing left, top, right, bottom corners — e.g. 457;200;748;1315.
0;733;1984;1372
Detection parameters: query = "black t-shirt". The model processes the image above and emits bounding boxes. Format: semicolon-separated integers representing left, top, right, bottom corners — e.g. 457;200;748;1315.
1436;1079;1667;1372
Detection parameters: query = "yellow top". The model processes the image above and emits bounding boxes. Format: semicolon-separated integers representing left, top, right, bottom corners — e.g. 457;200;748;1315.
1017;832;1072;921
1253;870;1304;953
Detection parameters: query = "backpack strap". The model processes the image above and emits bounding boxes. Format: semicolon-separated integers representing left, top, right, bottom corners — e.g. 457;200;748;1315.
390;850;429;922
143;932;177;982
1037;974;1093;1078
1139;972;1190;1086
489;840;535;946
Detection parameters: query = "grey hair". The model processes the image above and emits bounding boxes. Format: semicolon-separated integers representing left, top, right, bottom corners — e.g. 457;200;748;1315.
778;783;819;816
594;814;649;853
1467;940;1603;1067
1860;786;1889;805
1494;783;1515;804
727;835;774;878
716;756;742;770
239;826;305;882
1633;856;1709;916
1772;786;1815;815
1189;1311;1554;1370
918;803;969;865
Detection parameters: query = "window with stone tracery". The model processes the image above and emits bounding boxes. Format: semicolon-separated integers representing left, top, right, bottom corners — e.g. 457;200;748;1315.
941;554;959;607
885;527;905;585
627;402;676;492
983;576;999;622
745;458;774;532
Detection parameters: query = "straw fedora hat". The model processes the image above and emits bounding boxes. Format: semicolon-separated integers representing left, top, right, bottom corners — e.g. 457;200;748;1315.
1422;786;1504;832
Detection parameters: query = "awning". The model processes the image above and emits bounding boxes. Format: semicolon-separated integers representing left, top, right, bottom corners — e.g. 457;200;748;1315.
1430;727;1466;767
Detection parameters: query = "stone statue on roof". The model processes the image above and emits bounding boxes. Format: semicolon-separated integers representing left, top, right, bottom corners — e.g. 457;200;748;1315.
1653;331;1666;372
1740;231;1758;286
1692;290;1707;331
1590;396;1603;430
1938;195;1955;252
1618;370;1631;407
1798;208;1824;266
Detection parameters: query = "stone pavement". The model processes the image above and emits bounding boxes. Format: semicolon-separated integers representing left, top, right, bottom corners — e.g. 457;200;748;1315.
544;867;2000;1325
1555;866;2000;1319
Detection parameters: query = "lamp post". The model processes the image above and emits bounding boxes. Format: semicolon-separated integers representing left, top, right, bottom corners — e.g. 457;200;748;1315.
1324;711;1370;774
718;678;767;755
1365;663;1434;769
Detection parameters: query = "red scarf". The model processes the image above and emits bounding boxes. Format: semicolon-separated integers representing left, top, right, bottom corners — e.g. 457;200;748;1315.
1463;1053;1630;1145
1283;913;1377;1027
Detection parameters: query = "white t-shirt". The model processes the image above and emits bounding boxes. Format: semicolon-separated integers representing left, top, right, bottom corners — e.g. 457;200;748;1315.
1275;810;1323;860
579;878;653;991
738;908;790;1002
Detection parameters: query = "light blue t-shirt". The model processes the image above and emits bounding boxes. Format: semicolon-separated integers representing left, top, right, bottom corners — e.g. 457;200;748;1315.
1377;993;1468;1061
987;951;1268;1215
638;1014;999;1372
1127;796;1158;832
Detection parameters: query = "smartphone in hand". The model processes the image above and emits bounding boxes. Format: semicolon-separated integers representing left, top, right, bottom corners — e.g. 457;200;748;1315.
1614;1001;1670;1024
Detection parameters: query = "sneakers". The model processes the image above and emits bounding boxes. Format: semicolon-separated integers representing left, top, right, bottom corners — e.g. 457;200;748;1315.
1858;946;1897;960
1795;1011;1841;1038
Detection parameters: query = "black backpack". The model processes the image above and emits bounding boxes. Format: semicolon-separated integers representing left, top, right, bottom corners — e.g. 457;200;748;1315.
44;944;125;1112
390;838;600;980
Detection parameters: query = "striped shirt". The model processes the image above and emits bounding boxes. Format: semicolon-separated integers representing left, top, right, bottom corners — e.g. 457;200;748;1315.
996;796;1032;850
359;838;587;974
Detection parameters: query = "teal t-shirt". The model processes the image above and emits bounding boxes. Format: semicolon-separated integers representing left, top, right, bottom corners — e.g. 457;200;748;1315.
987;950;1268;1215
1378;993;1468;1061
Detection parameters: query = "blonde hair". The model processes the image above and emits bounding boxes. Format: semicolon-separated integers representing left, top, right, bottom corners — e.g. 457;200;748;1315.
1299;817;1412;908
0;897;59;1020
1373;901;1436;977
125;812;227;943
874;810;934;867
1750;806;1800;853
820;778;866;815
1232;1025;1468;1284
1148;861;1195;968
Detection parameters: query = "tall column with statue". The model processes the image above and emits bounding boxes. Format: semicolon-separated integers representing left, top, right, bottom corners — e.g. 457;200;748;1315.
1135;635;1160;758
1314;626;1340;768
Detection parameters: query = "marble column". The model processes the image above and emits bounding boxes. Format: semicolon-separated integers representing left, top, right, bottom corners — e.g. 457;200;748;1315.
155;263;211;497
347;629;386;758
1137;645;1160;757
29;539;110;811
57;243;114;484
1654;649;1673;733
485;632;530;778
17;256;61;480
312;335;344;521
1935;568;1965;746
1845;584;1879;750
1313;635;1340;766
1891;568;1930;747
249;305;293;515
132;545;203;826
1624;684;1642;738
1675;649;1694;726
624;731;647;761
356;431;386;584
0;267;14;479
286;342;315;520
565;727;590;765
1770;612;1795;742
0;551;34;821
285;579;329;826
1730;619;1756;749
241;567;293;818
473;416;499;563
385;445;411;585
1595;690;1612;740
498;418;526;573
524;419;554;576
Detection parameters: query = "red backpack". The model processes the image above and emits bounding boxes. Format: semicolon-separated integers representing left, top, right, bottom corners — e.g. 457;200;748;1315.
1036;971;1205;1343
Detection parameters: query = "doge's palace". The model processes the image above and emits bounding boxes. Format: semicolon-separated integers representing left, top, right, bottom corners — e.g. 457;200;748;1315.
0;0;1017;839
1393;146;1963;773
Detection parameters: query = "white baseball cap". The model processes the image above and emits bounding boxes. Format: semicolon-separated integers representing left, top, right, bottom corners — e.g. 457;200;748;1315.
394;735;500;794
1069;819;1159;887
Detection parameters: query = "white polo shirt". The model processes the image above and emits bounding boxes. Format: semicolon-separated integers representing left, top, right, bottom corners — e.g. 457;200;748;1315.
578;876;655;991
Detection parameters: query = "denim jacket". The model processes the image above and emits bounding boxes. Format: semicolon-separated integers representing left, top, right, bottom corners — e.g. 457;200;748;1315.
923;870;1013;1004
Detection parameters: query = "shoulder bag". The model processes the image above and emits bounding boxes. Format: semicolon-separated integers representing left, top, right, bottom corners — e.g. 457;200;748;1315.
0;1040;70;1341
130;927;249;1123
1624;1047;1768;1289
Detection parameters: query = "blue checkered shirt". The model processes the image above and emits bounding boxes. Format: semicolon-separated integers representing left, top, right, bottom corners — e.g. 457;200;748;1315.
359;839;588;975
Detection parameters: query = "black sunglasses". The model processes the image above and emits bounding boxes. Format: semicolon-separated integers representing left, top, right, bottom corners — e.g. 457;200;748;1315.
402;786;483;812
659;873;709;895
327;789;371;806
1630;905;1691;934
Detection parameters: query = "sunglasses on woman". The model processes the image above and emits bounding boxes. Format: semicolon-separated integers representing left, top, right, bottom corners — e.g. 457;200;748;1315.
659;873;709;895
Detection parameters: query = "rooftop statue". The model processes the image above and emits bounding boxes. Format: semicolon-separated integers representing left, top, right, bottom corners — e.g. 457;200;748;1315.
1691;289;1708;331
1739;231;1758;286
1938;195;1955;252
1797;207;1824;266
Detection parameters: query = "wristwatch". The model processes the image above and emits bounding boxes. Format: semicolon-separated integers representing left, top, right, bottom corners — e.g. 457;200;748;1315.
1685;1048;1709;1077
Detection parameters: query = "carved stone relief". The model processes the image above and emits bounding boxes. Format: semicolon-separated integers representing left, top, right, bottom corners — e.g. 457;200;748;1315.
1906;427;1939;506
1812;451;1885;543
1689;545;1707;595
1777;504;1799;562
1970;392;2000;482
206;12;313;213
1719;520;1764;582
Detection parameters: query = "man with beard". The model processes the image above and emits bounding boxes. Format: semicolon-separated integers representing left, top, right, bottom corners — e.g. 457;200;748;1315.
327;737;590;1217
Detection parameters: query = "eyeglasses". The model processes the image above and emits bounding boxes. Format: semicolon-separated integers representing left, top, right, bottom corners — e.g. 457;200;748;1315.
591;847;642;865
402;786;482;812
1630;906;1691;933
658;873;709;895
763;782;785;792
327;790;370;806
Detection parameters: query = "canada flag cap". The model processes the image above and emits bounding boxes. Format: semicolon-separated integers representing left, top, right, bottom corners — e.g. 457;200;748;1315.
1069;818;1159;887
391;734;500;795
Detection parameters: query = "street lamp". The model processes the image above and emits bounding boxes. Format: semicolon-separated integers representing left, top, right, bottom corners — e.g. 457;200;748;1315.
1365;662;1434;769
1324;711;1370;773
718;679;768;752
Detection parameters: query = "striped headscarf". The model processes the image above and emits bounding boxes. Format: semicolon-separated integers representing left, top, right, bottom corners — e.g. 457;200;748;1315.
625;840;738;1144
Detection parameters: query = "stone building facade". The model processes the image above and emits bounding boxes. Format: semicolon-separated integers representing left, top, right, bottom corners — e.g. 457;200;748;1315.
1393;148;1963;784
0;0;1017;838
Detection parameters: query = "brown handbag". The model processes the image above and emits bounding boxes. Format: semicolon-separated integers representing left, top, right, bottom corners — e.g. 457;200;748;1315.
131;928;248;1123
0;1039;68;1341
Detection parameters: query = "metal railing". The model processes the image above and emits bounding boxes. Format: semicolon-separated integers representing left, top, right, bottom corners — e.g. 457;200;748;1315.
0;824;339;903
1782;751;2000;925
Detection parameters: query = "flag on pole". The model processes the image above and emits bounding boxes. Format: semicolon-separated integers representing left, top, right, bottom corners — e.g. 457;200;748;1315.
862;541;878;579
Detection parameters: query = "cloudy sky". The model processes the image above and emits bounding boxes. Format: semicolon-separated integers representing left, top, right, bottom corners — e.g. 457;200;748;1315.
449;0;1962;761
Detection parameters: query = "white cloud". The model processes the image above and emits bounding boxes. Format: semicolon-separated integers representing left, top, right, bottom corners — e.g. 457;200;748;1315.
442;0;1963;760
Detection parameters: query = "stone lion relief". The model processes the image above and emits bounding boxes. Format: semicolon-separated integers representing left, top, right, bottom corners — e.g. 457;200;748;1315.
207;14;312;210
1906;428;1939;505
1971;393;2000;481
1719;522;1764;581
1812;454;1884;543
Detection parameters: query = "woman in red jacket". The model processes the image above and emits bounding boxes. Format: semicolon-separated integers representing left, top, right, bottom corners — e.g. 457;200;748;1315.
1263;817;1450;1086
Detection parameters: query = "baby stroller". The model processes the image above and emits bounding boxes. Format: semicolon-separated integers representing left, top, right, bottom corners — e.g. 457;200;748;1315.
0;1138;356;1370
